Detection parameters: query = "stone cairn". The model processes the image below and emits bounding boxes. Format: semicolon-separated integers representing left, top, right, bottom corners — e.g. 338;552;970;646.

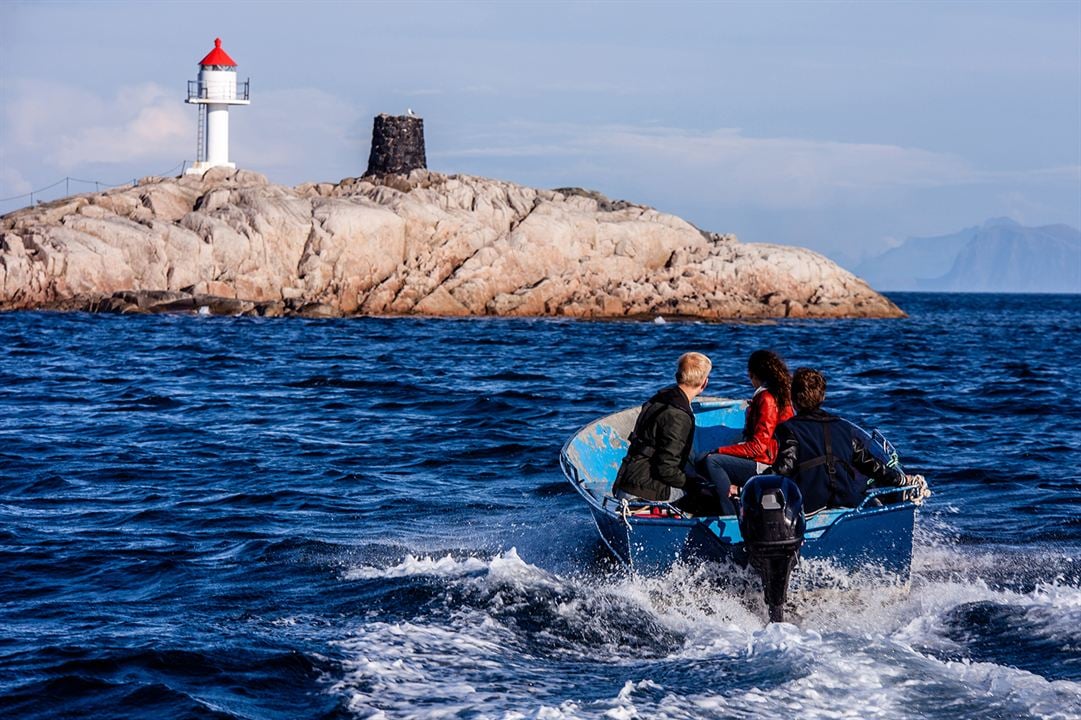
364;113;427;176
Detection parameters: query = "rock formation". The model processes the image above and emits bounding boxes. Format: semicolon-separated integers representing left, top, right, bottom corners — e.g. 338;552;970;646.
0;168;904;319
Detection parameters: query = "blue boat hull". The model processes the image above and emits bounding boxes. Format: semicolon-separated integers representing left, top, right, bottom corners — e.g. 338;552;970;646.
562;397;920;581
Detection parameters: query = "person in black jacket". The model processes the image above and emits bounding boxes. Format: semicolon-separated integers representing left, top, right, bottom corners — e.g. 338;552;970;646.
612;352;713;505
770;367;926;513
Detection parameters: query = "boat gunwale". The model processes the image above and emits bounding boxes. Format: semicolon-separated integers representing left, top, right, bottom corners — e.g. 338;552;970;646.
560;405;923;535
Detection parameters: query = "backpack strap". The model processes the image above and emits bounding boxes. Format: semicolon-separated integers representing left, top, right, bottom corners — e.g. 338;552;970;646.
822;421;840;497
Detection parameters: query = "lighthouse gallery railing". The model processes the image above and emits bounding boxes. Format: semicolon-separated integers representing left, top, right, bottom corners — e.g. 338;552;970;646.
186;79;250;102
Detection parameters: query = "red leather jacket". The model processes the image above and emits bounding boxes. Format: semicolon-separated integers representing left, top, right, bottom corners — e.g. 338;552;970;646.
714;389;793;464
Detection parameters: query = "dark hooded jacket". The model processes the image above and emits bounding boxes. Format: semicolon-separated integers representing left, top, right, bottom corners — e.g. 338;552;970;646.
612;385;695;501
770;409;905;512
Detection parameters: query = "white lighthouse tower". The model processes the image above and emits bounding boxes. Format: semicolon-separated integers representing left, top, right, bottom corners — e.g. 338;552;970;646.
185;38;250;175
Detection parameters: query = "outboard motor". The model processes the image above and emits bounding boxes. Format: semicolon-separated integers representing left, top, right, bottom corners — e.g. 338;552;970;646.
739;475;806;623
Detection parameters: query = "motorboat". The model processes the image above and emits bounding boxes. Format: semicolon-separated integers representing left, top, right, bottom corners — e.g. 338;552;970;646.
560;397;926;621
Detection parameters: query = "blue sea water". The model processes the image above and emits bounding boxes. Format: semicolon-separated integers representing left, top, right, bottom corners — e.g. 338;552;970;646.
1;292;1079;720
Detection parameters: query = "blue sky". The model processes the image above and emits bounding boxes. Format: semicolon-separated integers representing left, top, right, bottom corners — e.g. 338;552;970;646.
1;0;1078;267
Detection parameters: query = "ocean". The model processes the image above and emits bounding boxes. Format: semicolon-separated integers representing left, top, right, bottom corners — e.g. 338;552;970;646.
1;292;1079;719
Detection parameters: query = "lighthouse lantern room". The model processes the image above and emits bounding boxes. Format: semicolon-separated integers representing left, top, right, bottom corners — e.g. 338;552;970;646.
185;38;250;175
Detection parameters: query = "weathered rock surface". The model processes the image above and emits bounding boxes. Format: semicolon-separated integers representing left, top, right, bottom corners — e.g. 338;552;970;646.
0;168;904;319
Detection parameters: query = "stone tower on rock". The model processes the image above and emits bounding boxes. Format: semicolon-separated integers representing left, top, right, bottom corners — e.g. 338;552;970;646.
365;113;427;176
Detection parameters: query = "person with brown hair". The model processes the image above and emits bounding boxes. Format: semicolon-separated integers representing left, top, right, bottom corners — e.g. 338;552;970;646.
697;349;794;515
770;367;925;512
612;352;713;505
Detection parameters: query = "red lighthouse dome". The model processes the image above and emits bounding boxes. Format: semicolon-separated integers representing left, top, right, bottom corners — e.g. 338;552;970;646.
198;38;237;67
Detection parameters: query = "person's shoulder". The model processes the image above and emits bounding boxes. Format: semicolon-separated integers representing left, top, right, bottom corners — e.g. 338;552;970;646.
756;390;779;408
796;408;838;422
653;385;692;414
656;403;693;430
647;384;679;404
774;416;796;434
658;401;691;418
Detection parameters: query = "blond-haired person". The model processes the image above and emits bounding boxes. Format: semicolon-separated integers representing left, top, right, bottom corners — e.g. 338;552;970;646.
612;352;712;506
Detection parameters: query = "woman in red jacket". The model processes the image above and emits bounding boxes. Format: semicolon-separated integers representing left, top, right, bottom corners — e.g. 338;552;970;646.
698;349;793;515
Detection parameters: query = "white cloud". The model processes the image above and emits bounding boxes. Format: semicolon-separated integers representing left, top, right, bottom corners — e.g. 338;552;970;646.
1;80;190;173
436;143;580;159
3;76;1075;229
0;79;195;205
439;122;1079;213
3;82;97;148
0;166;31;197
0;80;370;192
986;165;1081;183
441;122;984;210
610;126;981;209
232;87;366;182
50;86;190;168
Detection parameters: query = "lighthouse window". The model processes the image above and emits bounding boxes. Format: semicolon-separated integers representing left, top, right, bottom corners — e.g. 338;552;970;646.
205;65;235;72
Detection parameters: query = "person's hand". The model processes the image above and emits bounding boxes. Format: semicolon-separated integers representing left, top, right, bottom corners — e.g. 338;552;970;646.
905;474;930;504
729;485;740;497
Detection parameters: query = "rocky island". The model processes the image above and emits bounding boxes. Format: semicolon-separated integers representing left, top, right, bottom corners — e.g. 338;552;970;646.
0;168;903;320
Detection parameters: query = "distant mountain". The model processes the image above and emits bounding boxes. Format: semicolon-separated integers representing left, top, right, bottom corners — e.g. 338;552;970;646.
857;218;1081;293
856;227;974;290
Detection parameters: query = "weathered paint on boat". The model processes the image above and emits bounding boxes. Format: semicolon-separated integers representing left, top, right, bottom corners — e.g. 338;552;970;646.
561;397;919;578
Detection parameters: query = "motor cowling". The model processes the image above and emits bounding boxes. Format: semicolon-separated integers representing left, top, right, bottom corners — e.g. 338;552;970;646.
739;475;806;623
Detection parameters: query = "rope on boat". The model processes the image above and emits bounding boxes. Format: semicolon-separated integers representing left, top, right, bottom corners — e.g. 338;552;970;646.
619;498;633;531
905;474;931;505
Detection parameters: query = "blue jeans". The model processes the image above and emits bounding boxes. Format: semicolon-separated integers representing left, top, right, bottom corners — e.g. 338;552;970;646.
615;487;685;503
696;452;759;515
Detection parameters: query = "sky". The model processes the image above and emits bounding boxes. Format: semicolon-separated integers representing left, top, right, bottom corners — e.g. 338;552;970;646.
1;0;1079;268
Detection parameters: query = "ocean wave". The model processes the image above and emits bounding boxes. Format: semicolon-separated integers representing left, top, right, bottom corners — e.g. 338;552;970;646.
328;549;1081;719
3;296;1081;718
343;553;494;580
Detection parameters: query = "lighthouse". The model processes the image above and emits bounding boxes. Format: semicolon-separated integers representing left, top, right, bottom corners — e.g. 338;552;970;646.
185;38;250;175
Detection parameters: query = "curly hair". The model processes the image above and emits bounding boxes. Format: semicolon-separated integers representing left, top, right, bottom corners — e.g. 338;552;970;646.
748;349;791;412
791;367;826;412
